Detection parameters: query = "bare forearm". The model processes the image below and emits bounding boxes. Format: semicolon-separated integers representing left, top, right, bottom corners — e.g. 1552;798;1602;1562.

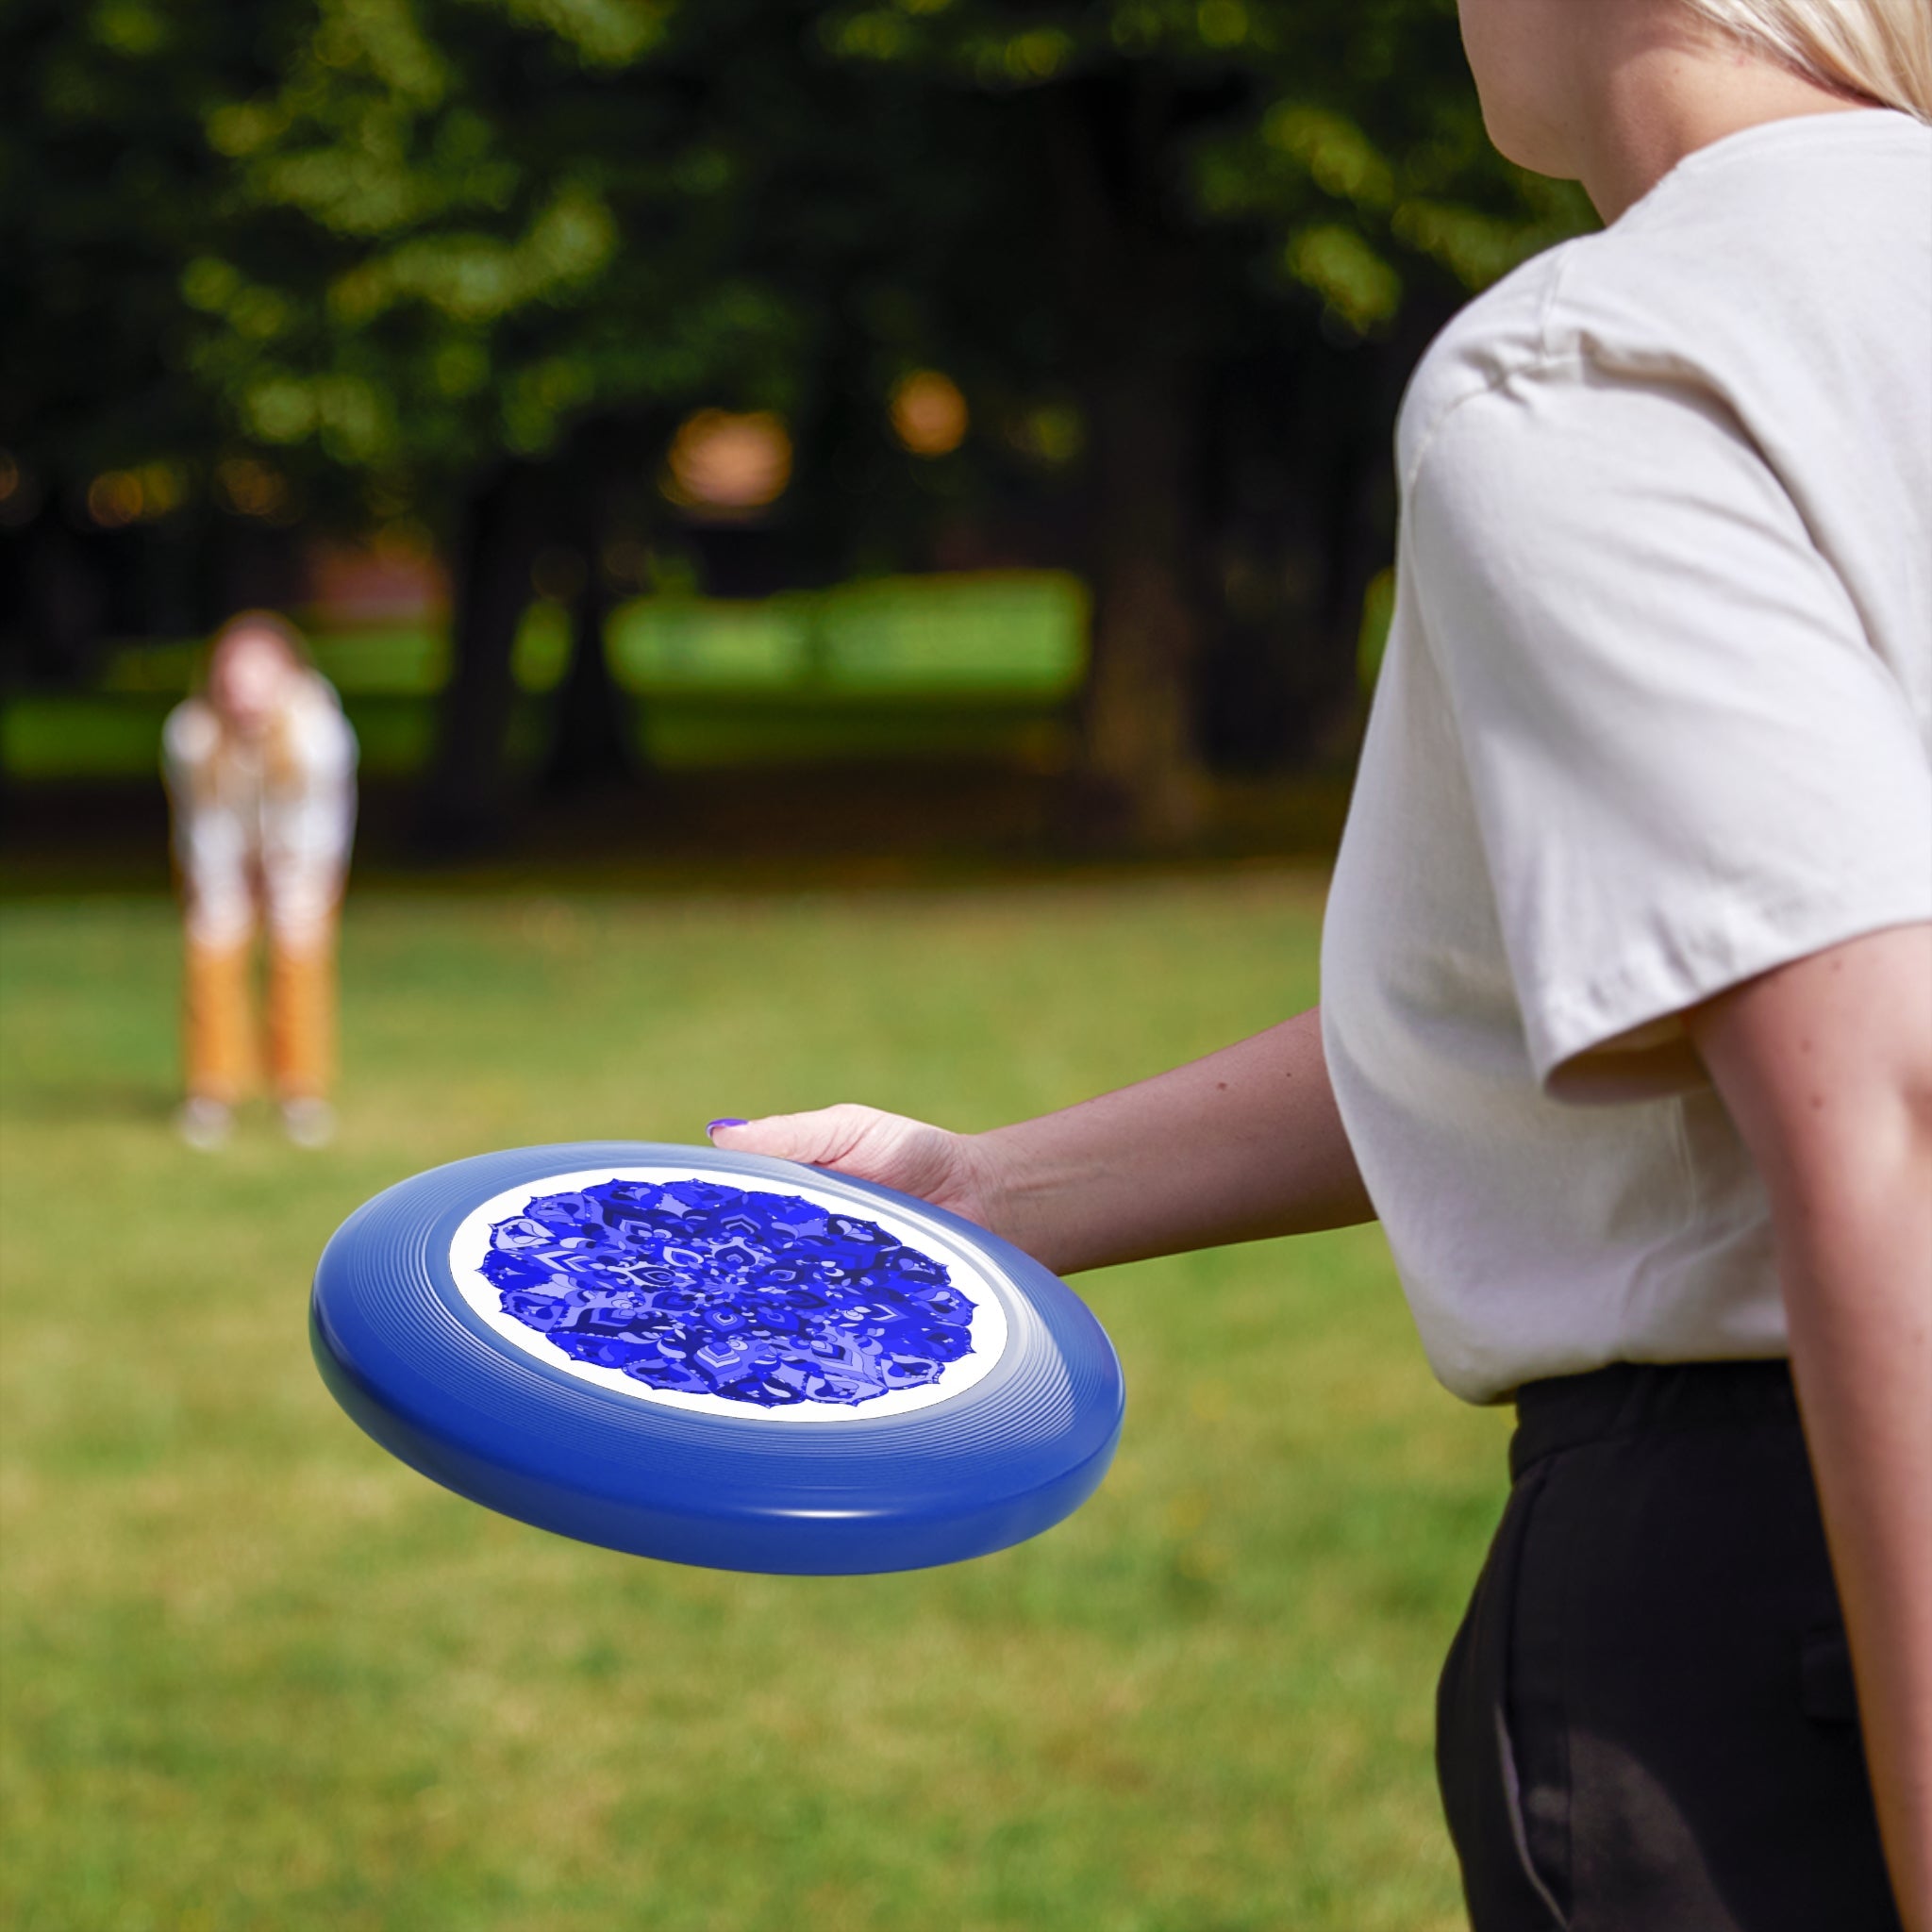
1693;925;1932;1929
970;1005;1374;1275
1781;1156;1932;1931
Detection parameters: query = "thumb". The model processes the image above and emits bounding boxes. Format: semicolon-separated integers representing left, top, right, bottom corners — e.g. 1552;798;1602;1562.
707;1104;879;1169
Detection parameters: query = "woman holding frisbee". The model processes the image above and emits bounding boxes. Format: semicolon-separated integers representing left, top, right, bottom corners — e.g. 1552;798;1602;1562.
164;611;358;1150
712;1;1932;1924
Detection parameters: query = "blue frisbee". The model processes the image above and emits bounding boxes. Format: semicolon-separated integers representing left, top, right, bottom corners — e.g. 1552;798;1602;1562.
310;1141;1124;1574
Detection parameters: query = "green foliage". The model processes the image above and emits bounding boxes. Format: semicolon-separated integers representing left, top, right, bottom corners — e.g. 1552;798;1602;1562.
0;878;1509;1929
169;0;813;501
5;0;1592;521
809;0;1591;327
1;2;265;485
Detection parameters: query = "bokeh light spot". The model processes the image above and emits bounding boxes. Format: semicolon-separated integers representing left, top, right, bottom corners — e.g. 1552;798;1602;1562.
890;371;969;458
662;409;792;515
86;473;145;529
1008;402;1085;468
214;458;292;522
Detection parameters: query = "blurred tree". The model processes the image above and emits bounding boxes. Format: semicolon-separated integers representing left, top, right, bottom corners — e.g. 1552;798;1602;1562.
165;0;813;844
156;0;1024;844
808;0;1591;836
4;0;1591;843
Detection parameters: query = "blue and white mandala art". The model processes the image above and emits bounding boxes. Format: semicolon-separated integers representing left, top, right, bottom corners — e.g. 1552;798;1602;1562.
448;1167;1009;1420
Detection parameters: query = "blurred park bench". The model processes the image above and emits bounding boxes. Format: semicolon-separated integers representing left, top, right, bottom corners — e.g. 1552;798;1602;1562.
2;571;1088;782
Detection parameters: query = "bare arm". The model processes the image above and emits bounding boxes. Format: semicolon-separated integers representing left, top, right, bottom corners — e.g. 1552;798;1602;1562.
710;1005;1374;1275
1689;924;1932;1932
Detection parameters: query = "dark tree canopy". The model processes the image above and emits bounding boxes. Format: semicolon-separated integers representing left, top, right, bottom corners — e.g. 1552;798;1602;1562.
1;0;1593;841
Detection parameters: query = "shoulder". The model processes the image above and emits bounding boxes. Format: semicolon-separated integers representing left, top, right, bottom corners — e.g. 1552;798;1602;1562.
1395;242;1581;485
1394;202;1737;488
284;673;358;768
162;697;220;768
1398;110;1932;491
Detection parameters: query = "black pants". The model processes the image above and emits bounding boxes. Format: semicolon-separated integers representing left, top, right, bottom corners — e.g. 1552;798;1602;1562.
1436;1360;1900;1932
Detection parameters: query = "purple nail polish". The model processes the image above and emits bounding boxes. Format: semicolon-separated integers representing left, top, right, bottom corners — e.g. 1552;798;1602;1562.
707;1118;748;1136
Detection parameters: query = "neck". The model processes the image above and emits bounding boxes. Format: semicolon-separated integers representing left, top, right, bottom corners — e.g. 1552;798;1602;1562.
1574;16;1874;223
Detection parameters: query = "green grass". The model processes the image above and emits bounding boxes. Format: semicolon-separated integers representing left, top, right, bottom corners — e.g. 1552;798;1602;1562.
0;875;1506;1931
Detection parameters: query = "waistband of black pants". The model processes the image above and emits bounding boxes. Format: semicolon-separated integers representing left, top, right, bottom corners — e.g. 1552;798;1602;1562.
1509;1357;1798;1483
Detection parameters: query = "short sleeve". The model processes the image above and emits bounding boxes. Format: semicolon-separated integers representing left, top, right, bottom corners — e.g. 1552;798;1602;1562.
161;699;218;785
1408;363;1932;1096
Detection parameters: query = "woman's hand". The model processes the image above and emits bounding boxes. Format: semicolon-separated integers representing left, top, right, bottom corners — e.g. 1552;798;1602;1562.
708;1106;1011;1235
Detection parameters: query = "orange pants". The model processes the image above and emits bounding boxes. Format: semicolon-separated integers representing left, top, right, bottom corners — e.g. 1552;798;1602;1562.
184;922;337;1105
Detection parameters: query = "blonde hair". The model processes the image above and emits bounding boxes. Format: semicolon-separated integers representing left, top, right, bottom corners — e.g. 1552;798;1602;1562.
1682;0;1932;120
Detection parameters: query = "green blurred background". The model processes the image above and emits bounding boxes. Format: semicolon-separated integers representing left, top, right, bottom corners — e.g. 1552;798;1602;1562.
0;2;1565;1924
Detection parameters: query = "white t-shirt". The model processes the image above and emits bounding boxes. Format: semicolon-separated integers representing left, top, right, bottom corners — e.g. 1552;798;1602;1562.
163;671;358;950
1322;110;1932;1405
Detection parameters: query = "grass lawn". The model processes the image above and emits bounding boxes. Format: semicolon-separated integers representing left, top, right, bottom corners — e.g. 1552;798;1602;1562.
0;873;1507;1932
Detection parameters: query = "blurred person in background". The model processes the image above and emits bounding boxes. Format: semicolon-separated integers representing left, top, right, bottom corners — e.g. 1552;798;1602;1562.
163;611;358;1151
711;0;1932;1926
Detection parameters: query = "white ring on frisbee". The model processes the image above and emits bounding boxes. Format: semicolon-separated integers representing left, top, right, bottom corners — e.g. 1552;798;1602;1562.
447;1164;1010;1423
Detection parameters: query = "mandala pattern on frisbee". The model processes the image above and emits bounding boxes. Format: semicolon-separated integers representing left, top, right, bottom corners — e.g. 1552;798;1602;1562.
478;1177;974;1409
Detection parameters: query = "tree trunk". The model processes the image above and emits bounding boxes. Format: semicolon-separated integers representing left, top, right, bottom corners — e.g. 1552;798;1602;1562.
541;418;658;798
1045;76;1210;848
1079;360;1205;843
418;461;541;857
541;554;634;797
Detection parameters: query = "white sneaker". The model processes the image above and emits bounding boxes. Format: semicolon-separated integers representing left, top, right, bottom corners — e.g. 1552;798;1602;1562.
175;1096;233;1151
280;1097;338;1149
